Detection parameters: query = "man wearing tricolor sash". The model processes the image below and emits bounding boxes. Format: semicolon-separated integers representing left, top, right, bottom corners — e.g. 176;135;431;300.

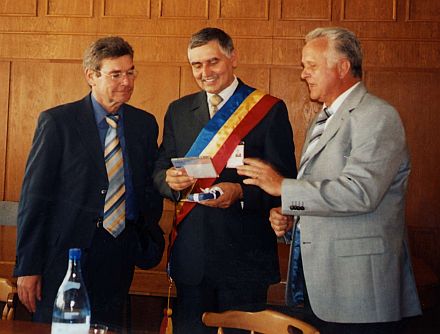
153;28;297;334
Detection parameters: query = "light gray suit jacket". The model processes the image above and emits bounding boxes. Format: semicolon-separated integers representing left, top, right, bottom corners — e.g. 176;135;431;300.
281;83;421;323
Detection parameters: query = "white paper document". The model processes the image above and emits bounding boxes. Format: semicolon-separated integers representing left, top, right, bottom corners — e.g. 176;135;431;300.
171;156;218;178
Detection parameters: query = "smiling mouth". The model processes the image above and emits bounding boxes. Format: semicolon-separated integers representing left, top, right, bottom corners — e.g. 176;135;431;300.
202;77;217;83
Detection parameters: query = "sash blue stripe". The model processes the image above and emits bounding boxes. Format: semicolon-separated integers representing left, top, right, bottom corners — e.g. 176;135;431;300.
186;84;255;157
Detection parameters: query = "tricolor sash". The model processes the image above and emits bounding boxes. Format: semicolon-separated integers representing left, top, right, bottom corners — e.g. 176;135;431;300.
170;84;280;247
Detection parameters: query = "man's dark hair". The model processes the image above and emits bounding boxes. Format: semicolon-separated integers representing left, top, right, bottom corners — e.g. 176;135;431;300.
83;36;134;71
188;27;234;56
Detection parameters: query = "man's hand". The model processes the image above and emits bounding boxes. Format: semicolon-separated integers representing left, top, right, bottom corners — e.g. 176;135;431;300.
270;207;293;237
236;158;284;196
199;182;243;209
17;275;42;313
165;167;196;191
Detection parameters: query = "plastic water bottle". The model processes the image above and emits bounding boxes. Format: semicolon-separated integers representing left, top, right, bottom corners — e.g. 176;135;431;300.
51;248;91;334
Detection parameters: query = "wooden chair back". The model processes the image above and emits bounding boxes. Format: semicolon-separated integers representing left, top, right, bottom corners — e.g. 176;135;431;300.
0;278;17;320
202;309;320;334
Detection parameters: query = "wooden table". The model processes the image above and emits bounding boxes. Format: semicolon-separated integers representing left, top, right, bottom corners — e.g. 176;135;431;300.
0;321;51;334
0;321;115;334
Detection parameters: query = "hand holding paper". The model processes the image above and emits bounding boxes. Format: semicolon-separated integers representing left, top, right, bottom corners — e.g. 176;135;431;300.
171;156;218;178
165;167;195;191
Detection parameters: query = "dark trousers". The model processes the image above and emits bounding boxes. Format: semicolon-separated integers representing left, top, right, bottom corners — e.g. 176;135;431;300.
174;278;268;334
270;304;404;334
82;224;136;332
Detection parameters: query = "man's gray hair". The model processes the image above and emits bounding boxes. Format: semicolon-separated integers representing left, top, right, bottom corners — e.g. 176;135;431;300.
306;27;363;78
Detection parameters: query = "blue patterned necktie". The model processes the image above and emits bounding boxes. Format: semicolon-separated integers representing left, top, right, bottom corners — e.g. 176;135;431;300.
103;114;125;237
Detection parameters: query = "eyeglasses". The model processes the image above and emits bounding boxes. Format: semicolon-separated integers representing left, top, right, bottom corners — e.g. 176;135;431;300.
96;69;138;81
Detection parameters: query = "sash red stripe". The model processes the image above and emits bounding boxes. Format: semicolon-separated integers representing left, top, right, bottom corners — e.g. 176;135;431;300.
169;94;280;248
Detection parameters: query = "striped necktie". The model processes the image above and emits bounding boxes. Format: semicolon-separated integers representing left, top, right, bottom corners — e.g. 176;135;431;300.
297;107;332;178
209;94;223;118
103;114;125;237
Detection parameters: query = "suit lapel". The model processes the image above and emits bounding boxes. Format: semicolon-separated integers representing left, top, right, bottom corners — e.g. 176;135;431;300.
192;91;210;128
191;91;210;130
75;95;107;176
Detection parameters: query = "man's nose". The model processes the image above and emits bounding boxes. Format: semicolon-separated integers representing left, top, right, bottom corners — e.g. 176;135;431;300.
202;64;212;77
120;74;130;85
301;68;308;79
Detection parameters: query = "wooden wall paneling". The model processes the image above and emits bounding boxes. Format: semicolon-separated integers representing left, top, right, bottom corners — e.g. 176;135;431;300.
0;62;10;200
341;0;396;21
158;0;208;19
272;37;304;65
5;61;89;201
234;66;270;93
0;16;99;35
103;0;151;18
0;0;37;16
362;40;440;70
0;34;98;60
365;70;440;228
129;64;181;142
218;0;270;20
406;0;440;22
128;36;189;63
45;0;94;17
0;226;16;278
270;67;317;164
234;38;273;65
278;0;331;21
0;235;15;281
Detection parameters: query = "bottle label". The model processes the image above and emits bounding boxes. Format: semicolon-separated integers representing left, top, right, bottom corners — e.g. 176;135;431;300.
61;281;81;291
51;322;90;334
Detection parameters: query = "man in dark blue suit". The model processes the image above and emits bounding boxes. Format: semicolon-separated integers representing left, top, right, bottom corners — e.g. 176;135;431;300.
153;28;297;333
14;36;164;330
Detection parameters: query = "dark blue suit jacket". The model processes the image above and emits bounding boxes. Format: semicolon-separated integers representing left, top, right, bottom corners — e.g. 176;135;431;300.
14;94;164;309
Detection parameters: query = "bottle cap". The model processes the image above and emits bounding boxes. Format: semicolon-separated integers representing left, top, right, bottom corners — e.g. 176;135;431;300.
69;248;81;260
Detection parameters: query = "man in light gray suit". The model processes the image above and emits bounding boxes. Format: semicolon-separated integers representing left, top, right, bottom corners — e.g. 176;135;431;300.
237;27;421;333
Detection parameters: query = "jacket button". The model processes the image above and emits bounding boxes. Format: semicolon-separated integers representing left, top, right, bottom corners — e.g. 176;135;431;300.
290;205;297;210
101;189;107;194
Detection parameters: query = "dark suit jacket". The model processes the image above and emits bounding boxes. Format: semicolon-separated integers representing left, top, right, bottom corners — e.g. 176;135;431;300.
14;94;164;304
153;81;297;286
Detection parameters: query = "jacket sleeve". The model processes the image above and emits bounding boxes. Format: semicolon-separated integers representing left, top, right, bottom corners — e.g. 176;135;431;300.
14;111;62;276
281;100;409;216
153;103;181;201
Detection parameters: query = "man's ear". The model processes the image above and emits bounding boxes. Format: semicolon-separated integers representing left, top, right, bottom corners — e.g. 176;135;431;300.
84;69;96;87
338;58;351;79
230;50;238;68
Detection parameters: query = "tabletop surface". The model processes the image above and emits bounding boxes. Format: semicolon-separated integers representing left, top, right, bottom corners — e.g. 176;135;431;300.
0;320;115;334
0;321;51;334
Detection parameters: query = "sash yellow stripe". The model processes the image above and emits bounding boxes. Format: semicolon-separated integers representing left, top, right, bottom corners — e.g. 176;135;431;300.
200;90;265;157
